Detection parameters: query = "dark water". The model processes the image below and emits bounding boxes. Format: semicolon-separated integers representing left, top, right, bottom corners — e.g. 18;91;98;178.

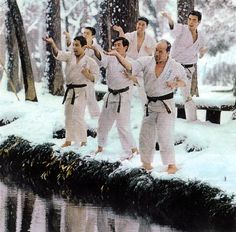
0;179;182;232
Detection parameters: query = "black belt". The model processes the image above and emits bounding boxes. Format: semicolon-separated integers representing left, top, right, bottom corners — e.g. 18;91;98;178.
181;64;195;68
62;84;87;105
105;86;129;113
145;92;174;116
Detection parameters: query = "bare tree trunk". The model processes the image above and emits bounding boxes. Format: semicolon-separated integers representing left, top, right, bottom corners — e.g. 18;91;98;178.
7;0;38;101
62;0;69;32
46;200;61;232
45;0;64;96
0;20;6;81
6;195;17;232
20;193;35;232
233;76;236;97
5;10;22;93
98;0;139;50
98;0;139;84
177;0;194;24
27;32;41;82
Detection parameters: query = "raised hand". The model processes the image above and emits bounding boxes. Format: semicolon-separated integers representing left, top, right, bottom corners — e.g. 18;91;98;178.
63;31;70;37
160;11;170;18
103;49;119;56
42;35;54;44
85;44;94;50
113;25;123;32
112;25;125;37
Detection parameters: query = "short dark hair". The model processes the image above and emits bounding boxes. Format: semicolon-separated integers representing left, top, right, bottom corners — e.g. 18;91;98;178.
137;16;149;25
188;10;202;21
159;39;171;52
84;26;96;36
73;36;87;46
112;37;129;51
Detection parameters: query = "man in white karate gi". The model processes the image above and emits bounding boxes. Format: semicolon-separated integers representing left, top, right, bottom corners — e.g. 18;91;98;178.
161;10;208;121
64;27;102;118
90;37;138;159
109;40;187;174
43;35;100;148
113;17;156;107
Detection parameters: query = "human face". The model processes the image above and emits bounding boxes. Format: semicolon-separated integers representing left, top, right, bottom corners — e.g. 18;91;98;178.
187;15;200;31
73;40;85;57
113;40;127;55
82;28;93;41
136;20;147;33
154;42;169;63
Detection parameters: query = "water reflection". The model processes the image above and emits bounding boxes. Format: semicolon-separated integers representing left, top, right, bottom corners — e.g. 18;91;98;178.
0;180;181;232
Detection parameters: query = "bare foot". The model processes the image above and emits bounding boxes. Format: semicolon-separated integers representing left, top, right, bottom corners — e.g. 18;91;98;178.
95;146;103;154
120;153;133;161
61;141;71;148
120;148;139;161
81;142;87;147
167;164;178;174
141;162;153;171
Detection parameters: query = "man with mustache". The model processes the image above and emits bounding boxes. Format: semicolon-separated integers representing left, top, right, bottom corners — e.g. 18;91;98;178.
43;35;99;148
106;40;187;174
90;37;138;160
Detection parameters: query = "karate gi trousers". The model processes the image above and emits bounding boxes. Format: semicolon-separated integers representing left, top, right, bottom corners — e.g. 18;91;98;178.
139;107;175;165
97;98;136;155
180;65;197;121
64;88;87;145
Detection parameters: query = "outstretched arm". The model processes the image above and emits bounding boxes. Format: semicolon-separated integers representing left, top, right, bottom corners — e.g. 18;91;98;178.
113;25;125;37
104;50;132;71
42;36;59;56
86;45;102;61
161;11;174;30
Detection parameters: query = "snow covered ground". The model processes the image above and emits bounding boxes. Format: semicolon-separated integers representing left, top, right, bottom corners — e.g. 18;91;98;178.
0;77;236;199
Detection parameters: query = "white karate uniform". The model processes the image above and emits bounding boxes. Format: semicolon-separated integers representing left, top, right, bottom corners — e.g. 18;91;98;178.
132;56;187;165
56;51;100;145
125;31;156;108
171;23;205;121
97;54;136;155
84;39;103;118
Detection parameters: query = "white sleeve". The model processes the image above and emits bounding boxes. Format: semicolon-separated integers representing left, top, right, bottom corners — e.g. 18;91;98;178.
100;53;109;68
89;59;100;83
131;57;147;86
171;23;184;38
90;43;104;62
95;43;103;52
125;32;132;42
93;52;108;68
145;35;156;56
55;51;71;62
150;37;156;51
176;63;187;84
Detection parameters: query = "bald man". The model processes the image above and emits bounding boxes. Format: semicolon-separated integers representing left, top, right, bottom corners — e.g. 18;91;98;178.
108;40;187;174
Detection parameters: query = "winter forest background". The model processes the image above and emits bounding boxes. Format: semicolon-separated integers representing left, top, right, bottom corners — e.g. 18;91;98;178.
0;0;235;98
